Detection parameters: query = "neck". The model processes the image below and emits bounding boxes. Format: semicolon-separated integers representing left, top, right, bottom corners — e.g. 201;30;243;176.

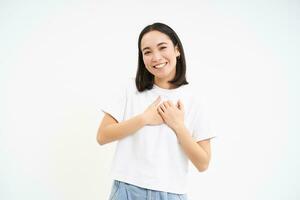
154;78;175;89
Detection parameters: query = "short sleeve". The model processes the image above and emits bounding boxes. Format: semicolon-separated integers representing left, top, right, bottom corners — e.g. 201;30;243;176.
191;97;216;142
100;83;128;123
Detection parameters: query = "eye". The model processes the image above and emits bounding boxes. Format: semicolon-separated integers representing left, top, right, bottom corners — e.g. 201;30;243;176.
144;51;151;55
160;46;167;50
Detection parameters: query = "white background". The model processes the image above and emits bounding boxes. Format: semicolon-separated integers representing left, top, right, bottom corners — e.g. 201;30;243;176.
1;0;299;199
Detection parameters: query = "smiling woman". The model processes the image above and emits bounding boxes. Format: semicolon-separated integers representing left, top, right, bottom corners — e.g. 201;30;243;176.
97;22;216;200
140;31;180;88
136;23;188;91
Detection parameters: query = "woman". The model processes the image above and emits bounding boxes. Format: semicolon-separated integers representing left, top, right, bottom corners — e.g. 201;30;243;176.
97;22;216;200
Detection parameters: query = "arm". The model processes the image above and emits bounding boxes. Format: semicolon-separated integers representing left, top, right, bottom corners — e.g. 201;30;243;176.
96;113;146;145
97;97;163;145
157;100;212;172
173;124;211;172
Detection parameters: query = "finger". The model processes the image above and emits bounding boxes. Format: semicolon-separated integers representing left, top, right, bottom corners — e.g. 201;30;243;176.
158;106;164;114
177;99;184;111
167;100;174;107
163;101;169;108
160;103;166;111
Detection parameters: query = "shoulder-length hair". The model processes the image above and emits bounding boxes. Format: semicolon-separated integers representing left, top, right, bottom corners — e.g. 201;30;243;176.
135;22;188;92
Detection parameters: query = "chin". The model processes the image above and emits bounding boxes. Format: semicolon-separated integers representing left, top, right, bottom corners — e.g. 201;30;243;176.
155;74;173;81
153;72;168;78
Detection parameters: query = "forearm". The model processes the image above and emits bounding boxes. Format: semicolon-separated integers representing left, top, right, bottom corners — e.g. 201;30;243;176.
173;125;210;171
98;114;146;145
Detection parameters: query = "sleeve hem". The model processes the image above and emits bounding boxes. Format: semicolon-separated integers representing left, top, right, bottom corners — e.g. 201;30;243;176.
193;134;216;142
101;109;122;123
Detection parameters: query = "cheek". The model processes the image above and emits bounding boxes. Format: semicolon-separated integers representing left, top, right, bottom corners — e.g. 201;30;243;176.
167;52;177;63
165;50;176;60
143;56;151;67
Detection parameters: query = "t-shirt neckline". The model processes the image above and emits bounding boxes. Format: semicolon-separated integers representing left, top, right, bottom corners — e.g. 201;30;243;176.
152;83;186;96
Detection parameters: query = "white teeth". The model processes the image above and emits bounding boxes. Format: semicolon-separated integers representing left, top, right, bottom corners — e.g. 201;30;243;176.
154;63;166;69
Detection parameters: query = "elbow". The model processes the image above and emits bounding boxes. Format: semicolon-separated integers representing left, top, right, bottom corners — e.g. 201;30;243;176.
196;160;210;172
97;131;108;146
197;164;208;172
97;138;106;146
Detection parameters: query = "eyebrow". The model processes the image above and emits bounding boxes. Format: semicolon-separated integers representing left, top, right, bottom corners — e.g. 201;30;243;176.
142;42;168;52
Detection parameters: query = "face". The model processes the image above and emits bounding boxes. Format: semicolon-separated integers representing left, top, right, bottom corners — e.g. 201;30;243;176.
141;30;180;83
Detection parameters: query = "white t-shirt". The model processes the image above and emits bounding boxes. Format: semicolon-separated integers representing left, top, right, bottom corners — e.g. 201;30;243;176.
101;78;216;194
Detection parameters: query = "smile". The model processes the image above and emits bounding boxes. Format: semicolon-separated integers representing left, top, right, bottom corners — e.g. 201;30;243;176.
153;62;167;69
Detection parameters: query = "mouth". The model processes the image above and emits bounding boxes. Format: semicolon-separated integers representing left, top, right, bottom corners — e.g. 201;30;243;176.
153;62;167;69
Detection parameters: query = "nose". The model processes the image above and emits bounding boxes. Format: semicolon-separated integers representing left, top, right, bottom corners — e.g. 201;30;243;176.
151;51;163;62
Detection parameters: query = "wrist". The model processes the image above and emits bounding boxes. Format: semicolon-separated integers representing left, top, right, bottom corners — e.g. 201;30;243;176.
172;122;186;133
139;113;148;126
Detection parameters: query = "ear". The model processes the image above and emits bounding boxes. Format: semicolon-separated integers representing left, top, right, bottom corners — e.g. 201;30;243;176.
175;45;180;58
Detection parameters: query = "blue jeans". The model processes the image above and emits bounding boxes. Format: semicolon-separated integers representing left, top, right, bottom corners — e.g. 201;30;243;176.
108;180;188;200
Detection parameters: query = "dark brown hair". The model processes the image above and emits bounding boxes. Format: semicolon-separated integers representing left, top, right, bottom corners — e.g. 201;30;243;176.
135;22;188;92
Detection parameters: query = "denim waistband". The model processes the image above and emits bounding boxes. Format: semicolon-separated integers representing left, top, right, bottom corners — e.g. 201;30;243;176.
109;180;187;200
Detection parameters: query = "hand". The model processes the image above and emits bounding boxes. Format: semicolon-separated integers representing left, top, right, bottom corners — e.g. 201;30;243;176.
142;96;164;126
157;99;185;131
